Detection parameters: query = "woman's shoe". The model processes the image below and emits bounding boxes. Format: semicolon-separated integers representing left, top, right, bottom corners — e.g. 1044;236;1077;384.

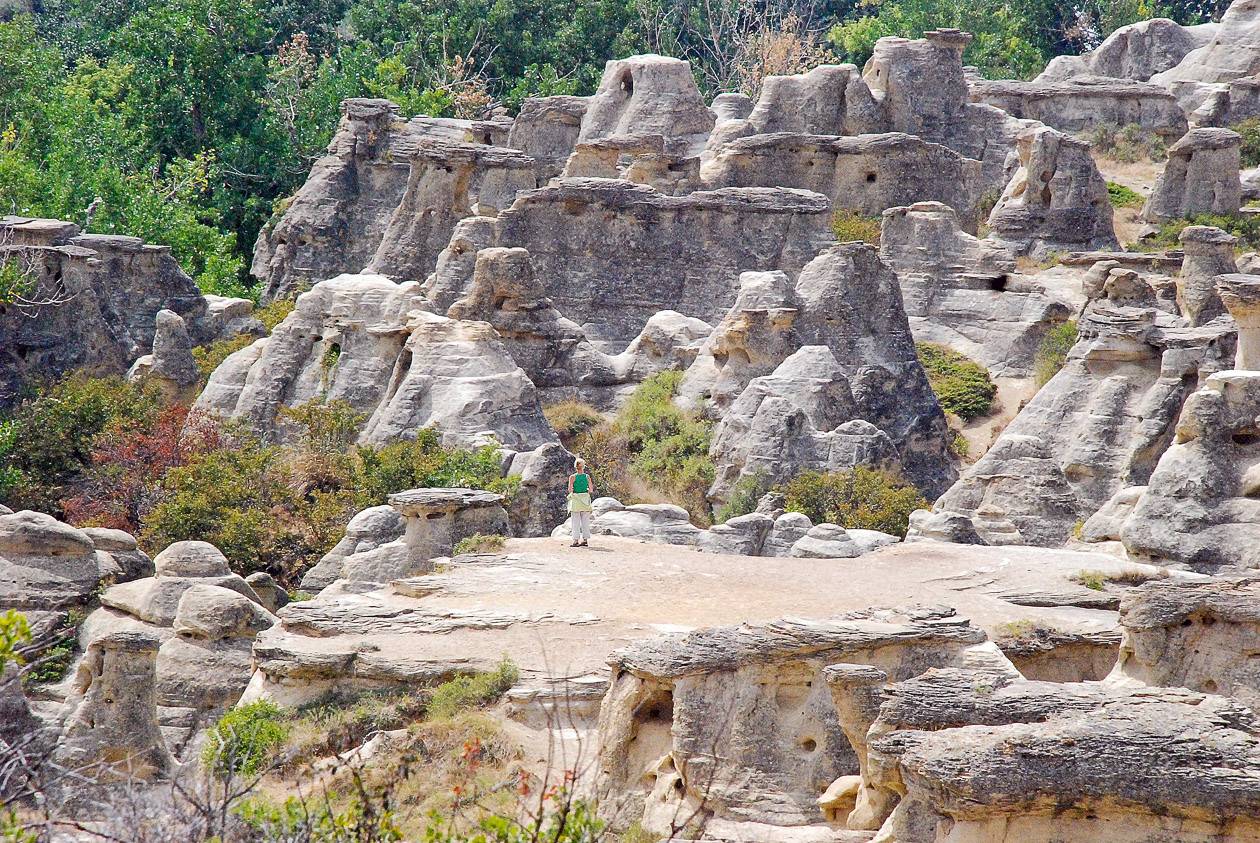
579;540;588;547
570;542;580;548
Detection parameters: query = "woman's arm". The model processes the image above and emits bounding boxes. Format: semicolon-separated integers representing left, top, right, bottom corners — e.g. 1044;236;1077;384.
587;473;594;497
568;474;574;493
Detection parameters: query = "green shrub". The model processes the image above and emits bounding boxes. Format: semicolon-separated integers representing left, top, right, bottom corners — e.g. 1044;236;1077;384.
0;610;31;675
1143;212;1260;251
543;401;603;442
192;333;255;379
831;209;881;246
0;374;162;514
1106;182;1143;209
612;371;715;522
781;467;928;537
203;701;290;779
1235;117;1260;168
715;473;766;524
353;428;517;504
426;658;520;720
1082;123;1166;162
915;343;996;421
453;533;506;555
1034;321;1078;387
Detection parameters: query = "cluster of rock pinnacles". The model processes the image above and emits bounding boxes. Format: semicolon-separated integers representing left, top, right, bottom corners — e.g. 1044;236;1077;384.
10;4;1260;839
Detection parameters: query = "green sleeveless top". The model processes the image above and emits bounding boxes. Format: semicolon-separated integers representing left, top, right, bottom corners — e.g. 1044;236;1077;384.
572;472;590;493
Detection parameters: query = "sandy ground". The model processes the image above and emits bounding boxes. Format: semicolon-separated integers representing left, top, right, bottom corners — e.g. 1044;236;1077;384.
250;536;1138;707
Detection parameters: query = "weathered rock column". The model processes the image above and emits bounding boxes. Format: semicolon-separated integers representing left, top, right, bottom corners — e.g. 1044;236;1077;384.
56;629;173;782
1219;273;1260;369
1143;128;1242;222
1179;226;1237;325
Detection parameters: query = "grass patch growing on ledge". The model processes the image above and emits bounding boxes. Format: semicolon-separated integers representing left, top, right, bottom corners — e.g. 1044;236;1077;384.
1034;320;1078;387
831;209;882;246
915;343;997;422
1071;567;1170;591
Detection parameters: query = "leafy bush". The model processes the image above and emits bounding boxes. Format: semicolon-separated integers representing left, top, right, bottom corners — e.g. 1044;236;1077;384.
715;472;766;524
425;658;520;720
192;334;255;379
831;209;881;246
453;533;506;555
1081;123;1166;162
1235;117;1260;168
203;700;290;779
616;372;714;520
354;428;518;504
781;467;928;537
1143;212;1260;251
0;374;163;514
0;610;31;675
1106;182;1143;208
542;401;603;443
915;343;996;421
1034;321;1078;387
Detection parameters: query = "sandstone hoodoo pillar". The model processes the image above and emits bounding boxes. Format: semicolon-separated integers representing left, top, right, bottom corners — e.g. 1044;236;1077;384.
1143;127;1243;222
1219;274;1260;369
387;487;510;560
56;629;173;783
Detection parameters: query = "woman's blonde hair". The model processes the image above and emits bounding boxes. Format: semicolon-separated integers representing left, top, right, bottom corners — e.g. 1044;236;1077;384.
574;458;585;470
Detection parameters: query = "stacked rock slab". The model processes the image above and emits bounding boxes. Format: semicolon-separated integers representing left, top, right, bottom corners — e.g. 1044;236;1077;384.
0;216;211;406
880;201;1072;376
0;510;152;637
594;611;1014;838
1142;127;1243;222
861;667;1260;841
969;75;1188;140
930;260;1235;545
83;541;275;752
680;243;955;500
1151;0;1260;123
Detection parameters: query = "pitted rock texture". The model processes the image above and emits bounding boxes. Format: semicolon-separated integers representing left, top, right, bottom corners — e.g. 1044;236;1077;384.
0;216;211;406
1113;578;1260;710
702;132;984;231
595;611;1012;837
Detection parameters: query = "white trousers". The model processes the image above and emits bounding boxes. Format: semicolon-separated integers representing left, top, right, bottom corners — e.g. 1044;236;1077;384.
570;510;592;542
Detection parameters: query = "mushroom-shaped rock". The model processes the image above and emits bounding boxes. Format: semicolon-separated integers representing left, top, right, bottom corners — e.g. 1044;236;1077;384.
152;540;231;578
1178;225;1237;325
172;583;277;641
790;523;861;558
0;510;106;610
56;629;173;783
82;527;154;581
1219;273;1260;369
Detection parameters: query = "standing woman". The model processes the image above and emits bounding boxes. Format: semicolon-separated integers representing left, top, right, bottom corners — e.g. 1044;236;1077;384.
568;458;594;547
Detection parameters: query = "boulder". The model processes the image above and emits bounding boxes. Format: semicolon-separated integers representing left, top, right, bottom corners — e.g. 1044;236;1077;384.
789;523;861;558
0;510;112;610
1144;128;1242;222
152;540;230;578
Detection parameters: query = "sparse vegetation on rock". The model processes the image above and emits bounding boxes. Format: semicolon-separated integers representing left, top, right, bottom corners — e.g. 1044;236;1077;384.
916;343;997;421
782;467;928;537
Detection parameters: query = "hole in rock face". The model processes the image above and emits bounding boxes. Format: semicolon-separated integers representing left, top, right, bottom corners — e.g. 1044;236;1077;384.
673;778;685;793
801;738;818;752
1204;680;1219;693
619;71;634;95
1234;432;1260;446
988;274;1009;292
482;133;492;145
865;172;877;183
